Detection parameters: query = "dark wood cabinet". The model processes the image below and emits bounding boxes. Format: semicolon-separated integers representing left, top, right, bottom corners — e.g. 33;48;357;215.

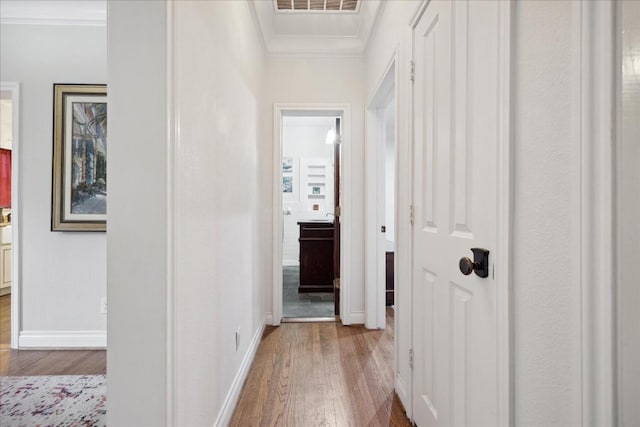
386;251;395;306
298;221;334;293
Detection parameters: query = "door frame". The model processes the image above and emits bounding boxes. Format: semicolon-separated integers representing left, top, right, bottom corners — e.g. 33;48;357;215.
365;51;398;330
271;103;352;326
408;1;514;424
1;82;21;349
572;1;618;424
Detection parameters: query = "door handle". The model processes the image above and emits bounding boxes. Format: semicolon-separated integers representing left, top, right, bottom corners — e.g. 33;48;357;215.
459;248;490;278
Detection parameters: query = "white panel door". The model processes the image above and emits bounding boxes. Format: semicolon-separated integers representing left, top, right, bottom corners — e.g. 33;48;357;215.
412;1;501;426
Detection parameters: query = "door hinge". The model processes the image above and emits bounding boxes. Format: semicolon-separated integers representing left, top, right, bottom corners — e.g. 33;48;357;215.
409;348;414;369
381;225;386;233
410;60;415;82
335;206;341;217
335;278;341;289
410;205;415;225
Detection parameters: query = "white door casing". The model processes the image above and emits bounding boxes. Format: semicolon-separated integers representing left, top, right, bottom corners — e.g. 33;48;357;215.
411;1;511;425
0;82;20;349
271;104;352;326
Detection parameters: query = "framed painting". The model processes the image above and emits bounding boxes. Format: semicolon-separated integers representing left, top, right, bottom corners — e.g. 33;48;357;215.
283;175;293;193
282;157;293;173
51;84;107;231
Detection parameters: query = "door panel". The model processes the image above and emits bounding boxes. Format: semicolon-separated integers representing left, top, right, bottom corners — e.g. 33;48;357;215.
412;1;500;426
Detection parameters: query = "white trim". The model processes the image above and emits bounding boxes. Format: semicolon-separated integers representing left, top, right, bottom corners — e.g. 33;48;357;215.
272;104;352;326
265;312;273;325
349;310;365;325
495;2;514;426
573;2;617;425
214;322;266;427
1;82;20;350
0;1;106;27
19;331;106;348
395;373;409;410
365;49;398;330
165;1;177;426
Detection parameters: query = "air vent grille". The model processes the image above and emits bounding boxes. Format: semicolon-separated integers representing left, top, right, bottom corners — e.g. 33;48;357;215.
276;0;359;12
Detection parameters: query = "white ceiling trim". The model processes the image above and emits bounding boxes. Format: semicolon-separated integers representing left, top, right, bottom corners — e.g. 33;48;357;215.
0;1;107;26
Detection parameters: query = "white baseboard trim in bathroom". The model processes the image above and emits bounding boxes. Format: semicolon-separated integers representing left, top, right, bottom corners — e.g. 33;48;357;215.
19;330;106;348
214;320;265;427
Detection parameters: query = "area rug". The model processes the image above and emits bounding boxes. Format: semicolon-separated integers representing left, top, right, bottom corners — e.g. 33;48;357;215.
0;375;106;426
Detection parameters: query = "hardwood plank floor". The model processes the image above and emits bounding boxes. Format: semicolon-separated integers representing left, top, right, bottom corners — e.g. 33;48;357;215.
230;308;411;426
0;349;106;376
0;294;106;376
0;294;9;348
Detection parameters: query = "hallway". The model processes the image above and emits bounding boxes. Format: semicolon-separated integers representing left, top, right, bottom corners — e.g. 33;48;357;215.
230;309;410;426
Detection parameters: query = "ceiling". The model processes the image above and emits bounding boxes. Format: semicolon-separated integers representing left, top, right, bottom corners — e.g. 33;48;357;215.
250;0;383;55
0;0;382;56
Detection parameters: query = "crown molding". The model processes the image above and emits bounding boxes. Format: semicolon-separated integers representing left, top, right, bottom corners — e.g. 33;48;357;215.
0;1;106;26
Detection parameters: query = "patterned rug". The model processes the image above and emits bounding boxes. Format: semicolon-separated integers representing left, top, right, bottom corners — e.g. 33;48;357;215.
0;375;106;426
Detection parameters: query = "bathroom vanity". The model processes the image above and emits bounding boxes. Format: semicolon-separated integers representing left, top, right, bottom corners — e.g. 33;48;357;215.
297;220;334;293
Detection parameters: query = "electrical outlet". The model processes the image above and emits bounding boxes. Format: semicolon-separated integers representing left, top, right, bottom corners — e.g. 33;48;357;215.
235;328;240;351
100;297;107;314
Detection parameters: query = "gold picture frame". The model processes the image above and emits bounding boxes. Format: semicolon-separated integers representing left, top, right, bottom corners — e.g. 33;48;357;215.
51;84;107;232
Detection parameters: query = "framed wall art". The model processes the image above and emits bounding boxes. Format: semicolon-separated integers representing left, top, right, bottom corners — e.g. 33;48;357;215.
51;84;107;231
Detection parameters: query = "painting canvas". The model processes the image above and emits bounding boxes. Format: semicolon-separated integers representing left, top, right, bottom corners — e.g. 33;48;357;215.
283;157;293;173
52;84;107;231
283;175;293;193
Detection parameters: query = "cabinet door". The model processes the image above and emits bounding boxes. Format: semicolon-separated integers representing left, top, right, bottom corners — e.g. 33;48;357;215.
1;244;11;289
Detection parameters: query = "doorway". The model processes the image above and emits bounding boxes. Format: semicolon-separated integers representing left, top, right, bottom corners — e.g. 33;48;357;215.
0;82;19;349
272;105;351;326
366;57;397;330
281;115;338;320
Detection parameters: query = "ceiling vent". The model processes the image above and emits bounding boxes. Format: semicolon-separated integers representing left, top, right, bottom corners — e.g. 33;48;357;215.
275;0;359;12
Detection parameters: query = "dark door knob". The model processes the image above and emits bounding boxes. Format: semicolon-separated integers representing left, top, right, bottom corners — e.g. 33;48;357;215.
458;248;490;278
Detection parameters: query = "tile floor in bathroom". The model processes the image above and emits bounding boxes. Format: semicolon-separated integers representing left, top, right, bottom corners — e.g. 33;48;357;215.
282;266;335;318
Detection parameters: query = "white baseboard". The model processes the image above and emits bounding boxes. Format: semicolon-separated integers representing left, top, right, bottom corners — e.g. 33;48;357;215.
19;330;106;348
396;374;411;422
265;312;273;325
214;320;265;427
283;260;299;267
350;311;365;325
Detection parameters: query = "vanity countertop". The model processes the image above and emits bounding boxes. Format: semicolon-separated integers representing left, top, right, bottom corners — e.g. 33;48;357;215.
297;219;334;225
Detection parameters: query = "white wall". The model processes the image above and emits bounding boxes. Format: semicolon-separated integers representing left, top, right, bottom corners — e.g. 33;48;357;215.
619;0;640;424
384;101;395;247
265;56;366;323
172;1;267;424
107;2;168;425
282;116;335;265
0;23;107;345
513;2;580;425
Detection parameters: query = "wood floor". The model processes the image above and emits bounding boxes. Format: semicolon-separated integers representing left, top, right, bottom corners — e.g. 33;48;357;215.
0;294;106;376
230;308;412;426
0;294;9;348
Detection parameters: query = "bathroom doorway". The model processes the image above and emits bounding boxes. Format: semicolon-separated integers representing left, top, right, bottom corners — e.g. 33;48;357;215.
281;115;339;321
272;105;351;325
